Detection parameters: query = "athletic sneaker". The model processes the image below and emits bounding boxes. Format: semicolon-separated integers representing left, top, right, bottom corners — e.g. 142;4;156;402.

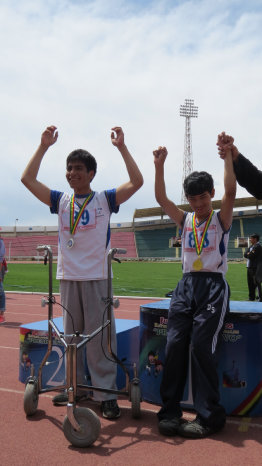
158;417;181;436
101;400;121;419
52;391;89;406
0;314;5;324
178;418;224;438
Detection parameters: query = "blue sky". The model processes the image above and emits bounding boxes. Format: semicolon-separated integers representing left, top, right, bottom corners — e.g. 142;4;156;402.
1;0;262;227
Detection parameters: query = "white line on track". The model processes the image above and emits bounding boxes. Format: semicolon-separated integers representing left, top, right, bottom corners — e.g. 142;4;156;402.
0;387;53;398
0;346;19;350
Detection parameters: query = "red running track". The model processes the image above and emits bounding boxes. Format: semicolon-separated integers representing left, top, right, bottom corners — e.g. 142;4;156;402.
0;293;262;465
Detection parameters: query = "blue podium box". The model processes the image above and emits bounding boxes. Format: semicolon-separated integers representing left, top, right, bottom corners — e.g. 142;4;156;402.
19;318;139;391
139;299;262;417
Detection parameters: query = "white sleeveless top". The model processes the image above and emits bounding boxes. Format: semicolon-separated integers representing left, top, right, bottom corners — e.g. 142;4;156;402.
181;211;230;275
50;190;118;280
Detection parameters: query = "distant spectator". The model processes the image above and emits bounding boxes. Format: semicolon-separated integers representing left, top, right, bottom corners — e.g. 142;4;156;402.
2;258;8;279
244;234;262;301
0;238;6;324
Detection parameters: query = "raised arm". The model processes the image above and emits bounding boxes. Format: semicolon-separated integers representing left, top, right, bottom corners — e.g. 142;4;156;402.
217;132;239;161
217;131;262;199
153;146;184;227
219;147;236;231
21;125;58;206
111;127;143;206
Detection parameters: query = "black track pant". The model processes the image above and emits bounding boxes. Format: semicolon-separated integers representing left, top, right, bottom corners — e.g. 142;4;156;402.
158;272;229;429
247;267;262;301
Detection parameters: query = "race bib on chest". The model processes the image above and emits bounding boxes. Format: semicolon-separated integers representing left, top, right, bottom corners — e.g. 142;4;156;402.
183;224;217;253
61;207;96;232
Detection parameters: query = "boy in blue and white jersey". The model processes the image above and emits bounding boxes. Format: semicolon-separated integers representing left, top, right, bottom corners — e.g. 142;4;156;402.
21;125;143;419
153;142;236;438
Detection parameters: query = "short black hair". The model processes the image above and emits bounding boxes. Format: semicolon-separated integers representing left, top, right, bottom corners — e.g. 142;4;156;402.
66;149;97;177
250;233;260;241
184;171;214;197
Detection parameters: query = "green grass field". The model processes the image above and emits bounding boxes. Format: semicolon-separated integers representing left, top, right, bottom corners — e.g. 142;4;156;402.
3;261;249;300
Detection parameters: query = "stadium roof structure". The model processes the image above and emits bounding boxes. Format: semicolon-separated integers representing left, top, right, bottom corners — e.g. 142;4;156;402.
133;196;262;223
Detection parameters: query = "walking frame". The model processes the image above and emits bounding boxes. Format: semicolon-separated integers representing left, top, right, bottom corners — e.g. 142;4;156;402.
23;245;141;447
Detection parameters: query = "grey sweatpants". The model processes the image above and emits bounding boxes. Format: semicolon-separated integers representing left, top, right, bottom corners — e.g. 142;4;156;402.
60;279;117;401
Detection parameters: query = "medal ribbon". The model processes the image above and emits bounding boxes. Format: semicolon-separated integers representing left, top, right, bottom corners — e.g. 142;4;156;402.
70;192;93;235
192;210;214;256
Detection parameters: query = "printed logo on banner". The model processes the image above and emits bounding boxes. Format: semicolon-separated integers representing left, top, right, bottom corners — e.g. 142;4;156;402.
225;322;234;329
153;316;168;336
223;323;242;343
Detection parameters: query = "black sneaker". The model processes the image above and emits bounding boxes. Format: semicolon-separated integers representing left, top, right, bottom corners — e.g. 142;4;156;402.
158;418;181;436
53;392;68;405
52;392;89;406
101;400;121;419
178;418;224;438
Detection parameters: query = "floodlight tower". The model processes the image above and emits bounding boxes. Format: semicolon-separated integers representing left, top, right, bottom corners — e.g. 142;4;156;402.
180;99;198;204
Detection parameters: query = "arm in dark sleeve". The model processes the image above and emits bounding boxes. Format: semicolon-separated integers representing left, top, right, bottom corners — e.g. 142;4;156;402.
252;243;262;260
50;190;63;214
234;153;262;199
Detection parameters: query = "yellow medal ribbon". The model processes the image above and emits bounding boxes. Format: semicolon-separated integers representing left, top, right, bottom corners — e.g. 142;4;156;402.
192;210;214;271
70;192;94;235
192;210;214;256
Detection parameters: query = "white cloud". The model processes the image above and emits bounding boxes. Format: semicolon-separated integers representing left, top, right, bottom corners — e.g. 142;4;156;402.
1;0;262;226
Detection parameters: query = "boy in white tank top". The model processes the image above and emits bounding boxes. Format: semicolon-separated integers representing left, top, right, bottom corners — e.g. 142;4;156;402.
21;125;143;419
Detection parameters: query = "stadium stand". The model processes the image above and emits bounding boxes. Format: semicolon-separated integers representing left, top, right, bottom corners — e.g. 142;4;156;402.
1;197;262;261
110;231;137;258
228;218;242;260
242;216;262;237
2;235;58;260
135;227;180;259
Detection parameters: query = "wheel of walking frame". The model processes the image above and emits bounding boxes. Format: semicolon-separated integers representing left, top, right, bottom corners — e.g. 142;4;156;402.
24;379;39;416
130;382;141;419
63;407;101;448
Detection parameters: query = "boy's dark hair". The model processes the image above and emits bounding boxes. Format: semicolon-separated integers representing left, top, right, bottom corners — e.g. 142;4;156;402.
250;233;260;241
66;149;97;177
184;171;214;197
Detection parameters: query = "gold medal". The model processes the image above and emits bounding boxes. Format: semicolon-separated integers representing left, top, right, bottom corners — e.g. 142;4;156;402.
193;258;203;271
